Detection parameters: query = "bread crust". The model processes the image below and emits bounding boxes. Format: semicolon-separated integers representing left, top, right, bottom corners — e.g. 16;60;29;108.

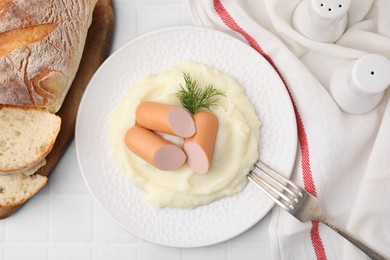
0;0;97;112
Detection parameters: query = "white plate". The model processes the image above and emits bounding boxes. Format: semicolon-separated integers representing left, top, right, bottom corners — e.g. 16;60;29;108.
76;27;297;248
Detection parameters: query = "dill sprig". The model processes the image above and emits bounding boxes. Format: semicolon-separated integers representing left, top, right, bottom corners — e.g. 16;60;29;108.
176;73;225;114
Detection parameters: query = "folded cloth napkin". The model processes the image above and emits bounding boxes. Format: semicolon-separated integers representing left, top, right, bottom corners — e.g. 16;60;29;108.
188;0;390;259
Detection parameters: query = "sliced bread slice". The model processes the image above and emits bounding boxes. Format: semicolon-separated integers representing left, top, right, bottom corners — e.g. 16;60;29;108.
0;172;48;208
0;106;61;175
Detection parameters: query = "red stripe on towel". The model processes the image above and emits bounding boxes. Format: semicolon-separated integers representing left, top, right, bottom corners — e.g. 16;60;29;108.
213;0;327;259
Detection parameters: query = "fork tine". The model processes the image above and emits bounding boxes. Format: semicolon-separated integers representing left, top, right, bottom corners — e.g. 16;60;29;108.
256;161;302;197
248;160;303;211
250;170;296;206
248;173;292;211
254;164;298;203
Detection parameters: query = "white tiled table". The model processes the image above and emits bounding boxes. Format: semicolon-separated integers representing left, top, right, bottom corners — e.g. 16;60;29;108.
0;1;272;259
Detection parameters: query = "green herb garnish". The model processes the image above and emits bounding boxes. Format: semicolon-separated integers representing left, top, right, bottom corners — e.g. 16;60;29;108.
176;73;225;114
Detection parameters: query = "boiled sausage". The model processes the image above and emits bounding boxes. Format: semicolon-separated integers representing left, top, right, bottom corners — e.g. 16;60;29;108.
183;111;218;174
136;102;195;138
124;125;186;171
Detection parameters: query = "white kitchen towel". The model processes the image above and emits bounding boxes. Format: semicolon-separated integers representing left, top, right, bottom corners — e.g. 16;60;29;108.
188;0;390;259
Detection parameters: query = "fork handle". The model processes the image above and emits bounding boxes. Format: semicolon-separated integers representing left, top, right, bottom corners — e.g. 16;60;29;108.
319;216;389;260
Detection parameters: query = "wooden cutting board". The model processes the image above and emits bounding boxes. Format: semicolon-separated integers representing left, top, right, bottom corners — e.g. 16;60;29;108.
0;0;115;219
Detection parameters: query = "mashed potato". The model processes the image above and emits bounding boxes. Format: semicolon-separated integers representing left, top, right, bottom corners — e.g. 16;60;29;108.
108;61;260;208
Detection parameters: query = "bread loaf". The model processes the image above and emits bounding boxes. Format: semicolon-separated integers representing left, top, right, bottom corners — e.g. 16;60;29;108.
0;0;97;112
0;0;106;218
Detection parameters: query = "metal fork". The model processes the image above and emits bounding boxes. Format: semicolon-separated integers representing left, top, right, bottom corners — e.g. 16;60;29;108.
248;160;389;260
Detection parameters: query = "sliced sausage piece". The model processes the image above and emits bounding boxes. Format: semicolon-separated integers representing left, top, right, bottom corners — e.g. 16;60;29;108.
183;111;218;174
124;125;186;171
136;102;195;138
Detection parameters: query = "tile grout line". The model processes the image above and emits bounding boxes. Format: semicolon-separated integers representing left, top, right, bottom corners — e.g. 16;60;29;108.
135;224;141;260
48;191;53;259
226;243;230;260
3;218;8;259
224;241;229;259
92;201;97;260
181;0;192;25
